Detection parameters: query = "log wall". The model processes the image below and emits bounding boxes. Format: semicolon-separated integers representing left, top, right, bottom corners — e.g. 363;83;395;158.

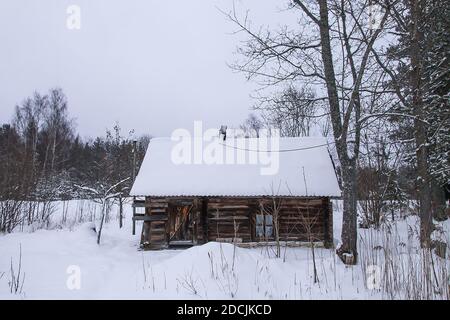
139;196;333;249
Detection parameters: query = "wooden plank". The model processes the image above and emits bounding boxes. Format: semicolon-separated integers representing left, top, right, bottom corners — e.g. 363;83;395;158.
207;205;250;209
132;200;146;208
169;240;194;246
236;241;325;248
201;198;208;244
323;198;332;248
150;208;167;213
133;202;168;208
133;215;168;222
208;216;250;221
216;237;243;243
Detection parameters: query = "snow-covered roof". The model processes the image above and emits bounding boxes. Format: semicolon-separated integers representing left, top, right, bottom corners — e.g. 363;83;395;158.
130;137;341;197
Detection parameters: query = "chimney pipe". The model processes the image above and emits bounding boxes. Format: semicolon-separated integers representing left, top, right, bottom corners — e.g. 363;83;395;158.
219;125;227;141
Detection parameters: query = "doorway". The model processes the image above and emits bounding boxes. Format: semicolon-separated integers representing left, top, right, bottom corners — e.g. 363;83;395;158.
167;201;195;246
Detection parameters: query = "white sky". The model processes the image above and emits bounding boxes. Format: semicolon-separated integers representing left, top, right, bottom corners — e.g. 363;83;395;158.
0;0;296;139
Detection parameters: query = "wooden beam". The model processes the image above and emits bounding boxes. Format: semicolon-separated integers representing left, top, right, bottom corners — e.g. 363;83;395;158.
132;202;149;208
132;196;137;235
201;198;208;244
323;197;332;248
133;213;145;217
133;215;168;222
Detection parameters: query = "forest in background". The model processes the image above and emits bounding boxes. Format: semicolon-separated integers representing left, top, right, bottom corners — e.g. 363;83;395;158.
0;88;150;232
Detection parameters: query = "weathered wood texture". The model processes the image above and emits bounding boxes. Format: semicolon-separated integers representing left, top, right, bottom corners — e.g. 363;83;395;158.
207;198;254;242
141;198;169;249
138;196;333;250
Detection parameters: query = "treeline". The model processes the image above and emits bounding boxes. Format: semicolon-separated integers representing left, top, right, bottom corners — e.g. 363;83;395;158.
0;88;150;202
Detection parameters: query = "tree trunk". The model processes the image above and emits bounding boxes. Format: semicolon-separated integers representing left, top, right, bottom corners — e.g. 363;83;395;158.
410;0;432;247
97;201;106;245
51;133;56;171
119;194;123;228
311;242;318;283
317;0;358;264
337;162;358;264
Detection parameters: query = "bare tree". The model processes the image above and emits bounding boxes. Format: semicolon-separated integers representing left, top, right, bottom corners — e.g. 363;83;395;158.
76;177;130;244
40;88;75;174
8;244;25;295
224;0;391;264
257;86;324;137
299;206;320;283
240;113;263;137
300;167;321;281
259;196;283;258
13;92;47;196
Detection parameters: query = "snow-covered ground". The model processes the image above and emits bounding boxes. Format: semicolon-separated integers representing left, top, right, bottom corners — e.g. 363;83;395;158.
0;200;448;299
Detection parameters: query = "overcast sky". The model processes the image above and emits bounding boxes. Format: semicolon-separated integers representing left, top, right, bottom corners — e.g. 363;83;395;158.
0;0;297;139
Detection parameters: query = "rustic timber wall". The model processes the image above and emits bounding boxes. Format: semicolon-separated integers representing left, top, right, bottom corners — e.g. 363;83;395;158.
142;197;169;249
140;196;333;249
206;197;333;246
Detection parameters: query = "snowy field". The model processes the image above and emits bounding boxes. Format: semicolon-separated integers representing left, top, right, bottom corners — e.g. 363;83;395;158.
0;200;449;300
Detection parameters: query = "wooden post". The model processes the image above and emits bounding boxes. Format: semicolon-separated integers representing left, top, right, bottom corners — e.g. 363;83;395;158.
132;139;137;235
201;198;208;244
193;199;198;244
132;140;137;182
142;197;151;247
132;200;136;235
323;198;332;249
250;200;258;242
142;220;150;246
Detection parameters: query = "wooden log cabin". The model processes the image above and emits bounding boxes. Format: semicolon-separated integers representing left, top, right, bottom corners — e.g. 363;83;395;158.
130;136;341;250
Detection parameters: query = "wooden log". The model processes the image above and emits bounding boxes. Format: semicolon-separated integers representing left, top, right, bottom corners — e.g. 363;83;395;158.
323;198;332;248
208;216;250;221
216;237;243;243
142;222;151;245
133;215;168;222
236;241;325;249
201;198;208;244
